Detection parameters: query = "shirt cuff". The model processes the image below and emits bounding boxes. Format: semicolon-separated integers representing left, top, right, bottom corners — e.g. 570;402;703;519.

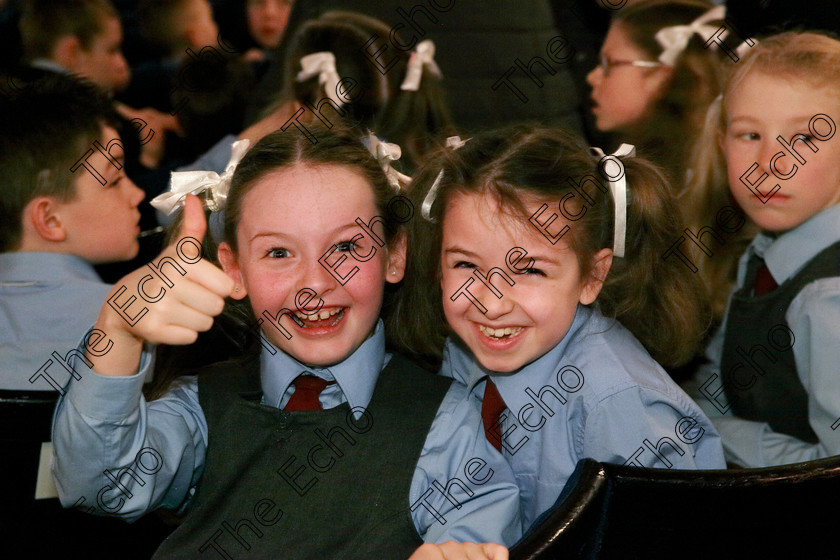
66;344;154;423
711;416;769;467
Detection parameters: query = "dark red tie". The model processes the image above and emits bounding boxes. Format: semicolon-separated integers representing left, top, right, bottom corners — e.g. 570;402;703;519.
481;378;507;452
284;375;333;411
754;263;778;296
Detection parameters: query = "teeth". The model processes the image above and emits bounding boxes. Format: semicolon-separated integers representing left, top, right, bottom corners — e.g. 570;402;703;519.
295;308;342;321
478;325;524;339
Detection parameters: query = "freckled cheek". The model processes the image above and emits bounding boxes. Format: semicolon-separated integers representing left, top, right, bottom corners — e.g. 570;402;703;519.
342;259;386;306
243;270;294;314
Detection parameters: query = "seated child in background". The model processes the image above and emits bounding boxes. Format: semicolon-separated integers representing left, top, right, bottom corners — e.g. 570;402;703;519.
52;123;520;558
244;0;293;61
0;74;144;389
686;32;840;467
123;0;220;114
184;10;455;176
391;126;726;530
17;0;182;170
586;0;750;324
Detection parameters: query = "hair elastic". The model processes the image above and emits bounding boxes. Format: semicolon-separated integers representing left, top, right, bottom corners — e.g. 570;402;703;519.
151;139;251;215
366;133;412;192
654;5;726;66
401;40;442;91
420;136;469;222
296;52;344;107
590;143;635;258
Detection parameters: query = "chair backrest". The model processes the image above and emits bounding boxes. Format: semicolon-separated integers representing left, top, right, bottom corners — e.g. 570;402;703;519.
0;390;59;503
511;456;840;559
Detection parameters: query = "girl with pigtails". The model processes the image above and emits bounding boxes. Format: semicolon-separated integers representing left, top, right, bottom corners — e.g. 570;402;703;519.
391;125;725;529
52;122;518;559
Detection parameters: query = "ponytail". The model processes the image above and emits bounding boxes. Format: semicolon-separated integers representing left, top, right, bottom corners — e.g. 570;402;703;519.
391;125;710;368
599;156;711;367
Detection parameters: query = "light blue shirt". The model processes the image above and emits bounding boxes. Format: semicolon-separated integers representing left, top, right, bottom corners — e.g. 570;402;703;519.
441;305;726;530
687;203;840;467
51;321;522;545
0;252;111;390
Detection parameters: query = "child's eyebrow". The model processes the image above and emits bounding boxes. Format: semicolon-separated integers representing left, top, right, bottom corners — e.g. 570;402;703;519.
444;246;480;258
529;254;561;266
248;222;361;243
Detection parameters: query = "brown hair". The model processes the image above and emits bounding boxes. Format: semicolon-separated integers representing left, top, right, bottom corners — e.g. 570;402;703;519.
266;10;455;170
19;0;118;60
683;30;840;320
148;121;407;398
388;125;710;369
611;0;728;187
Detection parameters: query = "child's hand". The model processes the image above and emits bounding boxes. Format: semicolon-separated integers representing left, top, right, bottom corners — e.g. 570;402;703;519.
91;194;236;375
408;542;509;560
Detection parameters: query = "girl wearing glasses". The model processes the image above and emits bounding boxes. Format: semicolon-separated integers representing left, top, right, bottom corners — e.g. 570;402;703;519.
587;0;749;329
586;0;727;188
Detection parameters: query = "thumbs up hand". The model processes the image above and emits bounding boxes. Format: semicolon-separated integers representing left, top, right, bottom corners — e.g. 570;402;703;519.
91;195;236;376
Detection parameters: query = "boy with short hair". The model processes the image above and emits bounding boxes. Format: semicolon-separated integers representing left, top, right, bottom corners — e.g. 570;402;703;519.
18;0;130;94
0;74;144;389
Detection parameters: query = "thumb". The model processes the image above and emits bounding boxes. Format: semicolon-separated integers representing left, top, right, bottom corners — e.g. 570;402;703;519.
176;194;208;248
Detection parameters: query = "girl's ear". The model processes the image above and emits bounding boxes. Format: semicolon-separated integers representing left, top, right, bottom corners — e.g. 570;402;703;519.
579;248;613;305
385;233;407;284
218;242;248;299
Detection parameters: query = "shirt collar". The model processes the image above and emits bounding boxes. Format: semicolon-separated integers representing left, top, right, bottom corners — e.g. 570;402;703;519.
29;59;72;75
753;203;840;284
260;319;387;411
440;305;593;407
0;252;102;287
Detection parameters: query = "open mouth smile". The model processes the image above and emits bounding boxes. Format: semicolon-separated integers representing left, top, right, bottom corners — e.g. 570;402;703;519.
292;307;346;331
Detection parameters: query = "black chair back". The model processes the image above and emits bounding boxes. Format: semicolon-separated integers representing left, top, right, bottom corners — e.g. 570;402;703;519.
511;456;840;559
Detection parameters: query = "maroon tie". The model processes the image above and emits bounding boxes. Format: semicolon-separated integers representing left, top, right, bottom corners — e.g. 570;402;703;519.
481;379;507;452
754;263;778;296
284;375;333;411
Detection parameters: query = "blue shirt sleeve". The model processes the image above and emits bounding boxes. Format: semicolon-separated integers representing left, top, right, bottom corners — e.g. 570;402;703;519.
52;344;207;521
409;379;522;546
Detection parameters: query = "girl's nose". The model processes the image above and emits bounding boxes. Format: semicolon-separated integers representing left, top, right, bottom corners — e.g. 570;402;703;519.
302;250;339;300
468;269;516;320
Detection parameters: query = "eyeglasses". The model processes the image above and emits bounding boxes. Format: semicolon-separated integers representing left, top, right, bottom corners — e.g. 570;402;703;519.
596;54;665;76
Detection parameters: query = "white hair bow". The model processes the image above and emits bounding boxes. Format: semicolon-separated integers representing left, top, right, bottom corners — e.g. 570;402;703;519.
367;133;412;191
297;52;344;107
151;140;251;215
654;5;726;66
590;143;635;258
421;136;469;222
401;40;442;91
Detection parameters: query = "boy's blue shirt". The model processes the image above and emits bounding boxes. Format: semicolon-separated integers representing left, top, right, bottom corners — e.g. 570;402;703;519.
440;304;726;530
690;202;840;467
0;252;111;390
52;320;523;546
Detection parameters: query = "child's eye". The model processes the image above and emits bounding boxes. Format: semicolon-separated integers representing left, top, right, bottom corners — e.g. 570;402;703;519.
267;248;290;258
334;239;358;253
454;261;477;270
794;132;814;142
523;267;546;276
109;173;125;187
736;132;760;141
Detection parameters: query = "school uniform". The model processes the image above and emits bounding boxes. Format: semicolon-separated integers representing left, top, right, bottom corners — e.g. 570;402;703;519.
52;321;522;558
691;203;840;467
440;304;725;530
0;252;111;390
